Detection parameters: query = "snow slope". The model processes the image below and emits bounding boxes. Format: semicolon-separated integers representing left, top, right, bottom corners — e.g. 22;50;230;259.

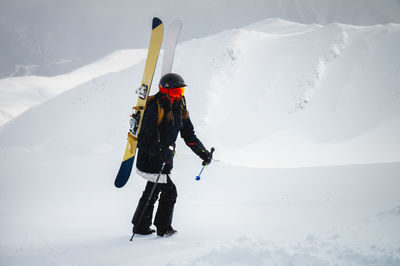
0;49;147;126
1;19;400;265
2;19;399;167
175;19;400;167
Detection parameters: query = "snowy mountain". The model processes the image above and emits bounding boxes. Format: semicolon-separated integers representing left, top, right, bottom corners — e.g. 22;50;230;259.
2;0;400;78
0;49;147;126
0;19;399;265
1;19;399;167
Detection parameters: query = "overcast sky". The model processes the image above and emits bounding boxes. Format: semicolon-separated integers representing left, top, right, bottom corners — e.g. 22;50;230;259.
1;0;400;77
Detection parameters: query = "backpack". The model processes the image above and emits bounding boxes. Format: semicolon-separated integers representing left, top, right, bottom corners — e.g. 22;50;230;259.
145;95;189;126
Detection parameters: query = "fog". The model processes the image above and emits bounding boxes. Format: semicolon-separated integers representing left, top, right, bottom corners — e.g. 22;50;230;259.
1;0;400;78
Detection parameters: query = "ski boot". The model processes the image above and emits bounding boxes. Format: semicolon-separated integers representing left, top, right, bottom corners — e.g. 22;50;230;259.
133;226;155;235
157;226;177;237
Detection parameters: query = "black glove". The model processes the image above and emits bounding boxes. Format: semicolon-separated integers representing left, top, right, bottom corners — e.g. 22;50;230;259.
200;148;213;166
159;146;174;163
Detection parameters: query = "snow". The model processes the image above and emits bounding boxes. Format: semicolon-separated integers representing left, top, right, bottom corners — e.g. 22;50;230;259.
0;49;147;126
1;18;400;265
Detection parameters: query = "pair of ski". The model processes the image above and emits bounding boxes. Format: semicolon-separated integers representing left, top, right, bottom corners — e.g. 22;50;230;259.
114;18;182;188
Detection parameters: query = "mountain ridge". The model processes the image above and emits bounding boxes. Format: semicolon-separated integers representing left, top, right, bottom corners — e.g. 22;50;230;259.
1;18;399;167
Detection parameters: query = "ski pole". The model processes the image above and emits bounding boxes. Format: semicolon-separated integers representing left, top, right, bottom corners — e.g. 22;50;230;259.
195;165;206;181
130;162;167;241
196;147;215;181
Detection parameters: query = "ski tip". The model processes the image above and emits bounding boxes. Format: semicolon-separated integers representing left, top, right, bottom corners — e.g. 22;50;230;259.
114;157;135;188
171;20;182;27
152;17;163;29
114;180;125;188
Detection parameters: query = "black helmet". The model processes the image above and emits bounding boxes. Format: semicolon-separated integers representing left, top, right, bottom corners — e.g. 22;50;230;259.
159;73;187;88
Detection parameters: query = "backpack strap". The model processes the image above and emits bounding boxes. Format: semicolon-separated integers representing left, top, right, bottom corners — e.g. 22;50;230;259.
144;95;189;128
145;95;164;126
156;100;164;126
181;95;189;119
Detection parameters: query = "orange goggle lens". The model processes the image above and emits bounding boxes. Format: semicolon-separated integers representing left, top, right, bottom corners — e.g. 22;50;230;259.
159;86;185;98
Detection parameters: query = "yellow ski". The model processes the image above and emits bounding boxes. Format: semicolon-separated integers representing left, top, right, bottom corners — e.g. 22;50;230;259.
115;17;164;188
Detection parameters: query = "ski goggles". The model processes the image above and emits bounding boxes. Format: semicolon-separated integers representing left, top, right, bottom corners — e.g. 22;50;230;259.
159;86;185;98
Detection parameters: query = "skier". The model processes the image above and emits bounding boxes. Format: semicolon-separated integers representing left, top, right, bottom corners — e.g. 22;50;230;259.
131;73;212;237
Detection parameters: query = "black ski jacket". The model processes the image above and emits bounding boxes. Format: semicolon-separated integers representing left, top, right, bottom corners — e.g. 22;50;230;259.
136;92;207;175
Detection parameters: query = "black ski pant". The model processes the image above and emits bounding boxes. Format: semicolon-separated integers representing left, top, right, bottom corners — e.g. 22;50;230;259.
132;175;177;231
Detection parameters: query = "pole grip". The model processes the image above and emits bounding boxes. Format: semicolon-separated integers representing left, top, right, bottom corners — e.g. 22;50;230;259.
210;147;215;158
196;147;215;181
